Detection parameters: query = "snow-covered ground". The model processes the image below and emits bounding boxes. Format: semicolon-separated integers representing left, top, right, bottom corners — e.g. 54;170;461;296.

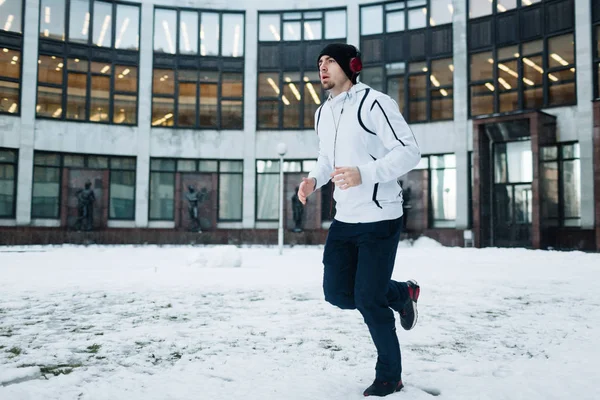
0;242;599;400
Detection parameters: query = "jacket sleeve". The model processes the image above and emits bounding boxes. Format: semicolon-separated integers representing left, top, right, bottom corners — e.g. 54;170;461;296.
308;107;333;190
358;95;421;185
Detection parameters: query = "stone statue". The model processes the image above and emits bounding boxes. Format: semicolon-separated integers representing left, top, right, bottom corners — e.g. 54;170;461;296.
291;187;304;232
185;185;208;232
75;180;96;231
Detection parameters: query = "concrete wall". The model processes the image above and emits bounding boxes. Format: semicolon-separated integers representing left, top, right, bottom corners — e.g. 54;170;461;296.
0;0;595;232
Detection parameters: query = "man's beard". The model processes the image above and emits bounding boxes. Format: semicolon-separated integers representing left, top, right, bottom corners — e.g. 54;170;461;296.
322;81;334;90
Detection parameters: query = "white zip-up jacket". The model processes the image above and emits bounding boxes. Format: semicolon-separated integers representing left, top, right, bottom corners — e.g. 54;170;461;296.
308;83;421;223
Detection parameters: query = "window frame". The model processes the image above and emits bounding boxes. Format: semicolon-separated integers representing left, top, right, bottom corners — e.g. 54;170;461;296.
0;148;18;219
30;151;137;220
0;0;26;116
148;158;244;223
35;0;141;125
421;153;457;228
468;32;577;118
467;0;541;20
256;7;344;131
151;7;246;130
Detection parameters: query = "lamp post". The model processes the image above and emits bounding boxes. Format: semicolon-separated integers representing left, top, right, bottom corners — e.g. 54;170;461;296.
277;143;287;255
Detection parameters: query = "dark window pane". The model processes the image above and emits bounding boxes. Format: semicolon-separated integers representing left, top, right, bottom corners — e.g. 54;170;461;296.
177;160;196;171
548;81;576;106
431;89;453;120
409;100;427;122
1;0;23;33
540;161;559;223
499;91;518;113
110;170;135;220
0;149;17;163
63;154;84;167
38;55;64;84
154;9;176;54
409;73;426;98
221;100;243;129
523;40;543;55
201;12;220;56
149;172;174;220
220;161;243;173
199;160;218;172
91;62;111;75
67;72;87;120
113;94;136;124
222;73;243;98
67;58;88;72
562;143;580;159
111;157;135;170
151;159;176;171
360;67;384;91
88;156;109;168
92;1;112;47
523;56;543;86
37;86;63;118
470;84;494;116
258;73;280;98
497;60;518;91
0;81;19;114
32;166;61;218
304;81;321;128
282;75;301;128
200;83;217;127
40;0;66;40
0;48;21;80
69;0;90;44
115;66;137;92
177;82;197;127
548;34;574;68
179;11;198;55
219;173;242;220
152;97;174;126
431;161;456;226
0;164;15;217
258;100;279;129
153;69;175;95
470;52;493;81
431;58;453;86
35;153;61;166
115;4;140;50
524;87;543;110
222;14;244;56
90;75;110;122
388;76;405;115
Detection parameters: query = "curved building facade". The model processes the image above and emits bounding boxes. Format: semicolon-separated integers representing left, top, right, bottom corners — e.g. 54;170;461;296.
0;0;599;250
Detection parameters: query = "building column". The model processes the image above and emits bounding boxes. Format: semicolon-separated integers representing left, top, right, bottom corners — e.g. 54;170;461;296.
243;7;258;228
15;0;40;225
575;0;595;230
134;2;154;228
453;0;470;230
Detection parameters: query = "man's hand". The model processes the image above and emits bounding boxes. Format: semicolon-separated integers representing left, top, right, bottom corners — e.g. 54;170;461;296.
331;167;362;190
298;177;316;205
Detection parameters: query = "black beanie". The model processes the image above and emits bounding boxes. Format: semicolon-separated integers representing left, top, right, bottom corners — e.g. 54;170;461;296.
317;43;360;84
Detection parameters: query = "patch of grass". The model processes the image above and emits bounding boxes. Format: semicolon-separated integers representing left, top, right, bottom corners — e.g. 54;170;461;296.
0;328;13;337
94;332;104;336
169;316;178;321
40;363;82;377
86;344;101;354
0;345;5;350
71;325;95;333
162;303;172;309
7;346;22;357
171;352;182;360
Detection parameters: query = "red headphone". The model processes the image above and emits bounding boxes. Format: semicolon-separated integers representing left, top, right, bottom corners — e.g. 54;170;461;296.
349;52;363;74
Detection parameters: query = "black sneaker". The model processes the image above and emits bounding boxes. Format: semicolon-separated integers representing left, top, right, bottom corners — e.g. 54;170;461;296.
399;280;420;330
363;379;404;397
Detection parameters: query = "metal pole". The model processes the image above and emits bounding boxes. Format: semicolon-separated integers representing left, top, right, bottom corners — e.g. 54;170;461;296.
278;155;284;255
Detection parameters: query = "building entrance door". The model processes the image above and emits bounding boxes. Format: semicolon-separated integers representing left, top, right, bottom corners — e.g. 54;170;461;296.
492;140;533;247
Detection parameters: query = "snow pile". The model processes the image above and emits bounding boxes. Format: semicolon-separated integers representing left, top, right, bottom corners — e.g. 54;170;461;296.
188;245;242;268
412;236;443;248
0;367;41;386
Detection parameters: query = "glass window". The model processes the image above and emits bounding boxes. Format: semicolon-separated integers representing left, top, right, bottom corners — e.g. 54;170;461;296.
430;0;453;26
361;6;383;35
115;4;140;50
430;154;456;227
63;154;84;167
0;81;19;114
177;160;196;171
200;81;217;127
258;101;279;129
283;21;301;41
360;67;384;92
548;34;575;69
470;52;493;81
93;1;112;47
388;76;405;115
177;81;196;127
154;9;176;54
109;170;135;220
114;94;136;124
111;157;135;170
149;172;175;220
67;71;87;120
220;161;243;173
1;0;22;33
151;158;176;171
69;0;90;44
257;173;279;220
0;48;21;115
115;66;137;92
179;11;198;55
408;7;427;30
37;86;63;118
222;14;244;57
561;144;581;225
219;173;242;220
32;166;61;218
40;0;66;40
497;0;517;13
303;20;322;41
469;0;492;19
90;74;110;122
259;14;281;41
325;10;346;39
386;10;405;33
0;149;17;218
198;160;218;172
201;12;220;56
88;156;109;168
